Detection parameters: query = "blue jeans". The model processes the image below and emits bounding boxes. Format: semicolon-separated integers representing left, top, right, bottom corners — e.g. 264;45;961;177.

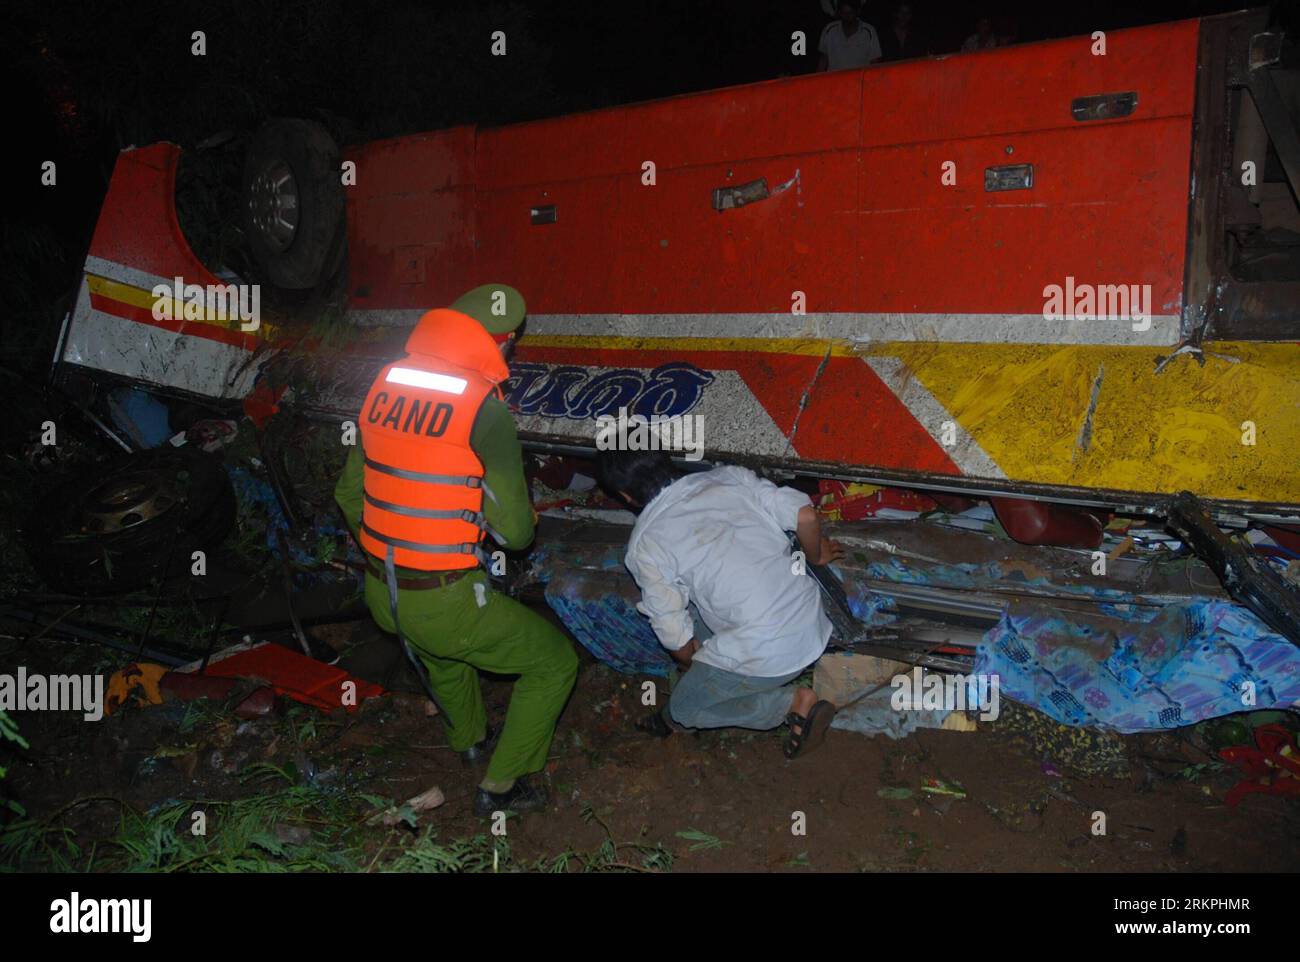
667;661;803;731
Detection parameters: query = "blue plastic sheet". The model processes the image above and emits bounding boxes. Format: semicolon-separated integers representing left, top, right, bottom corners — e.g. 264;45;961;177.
830;686;952;738
107;387;172;448
543;568;672;676
974;600;1300;732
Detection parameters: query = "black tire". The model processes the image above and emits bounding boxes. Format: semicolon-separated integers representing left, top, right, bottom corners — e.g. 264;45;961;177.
242;118;345;291
23;447;237;595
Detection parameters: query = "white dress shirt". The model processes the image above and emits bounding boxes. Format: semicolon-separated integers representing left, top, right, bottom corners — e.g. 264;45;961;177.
624;466;832;678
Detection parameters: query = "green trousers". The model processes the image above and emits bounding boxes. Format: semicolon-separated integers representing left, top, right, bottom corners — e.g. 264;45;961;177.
364;569;578;792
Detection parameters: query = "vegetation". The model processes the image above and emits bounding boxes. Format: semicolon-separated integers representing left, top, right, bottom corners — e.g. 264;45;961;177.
0;761;674;874
0;711;30;816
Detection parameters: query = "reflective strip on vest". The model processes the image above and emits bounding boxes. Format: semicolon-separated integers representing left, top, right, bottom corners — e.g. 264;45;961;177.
385;367;468;394
362;521;478;556
364;491;485;526
364;457;482;489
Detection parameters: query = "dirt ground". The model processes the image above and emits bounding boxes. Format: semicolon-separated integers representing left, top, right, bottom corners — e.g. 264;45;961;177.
4;607;1298;874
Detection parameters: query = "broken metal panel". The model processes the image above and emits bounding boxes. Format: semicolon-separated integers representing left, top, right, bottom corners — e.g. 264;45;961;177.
1185;11;1300;341
867;340;1300;511
1231;31;1300;202
506;326;1299;511
1166;491;1300;646
827;518;1228;607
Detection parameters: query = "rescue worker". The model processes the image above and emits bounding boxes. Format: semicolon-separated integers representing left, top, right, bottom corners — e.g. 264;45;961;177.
334;284;578;816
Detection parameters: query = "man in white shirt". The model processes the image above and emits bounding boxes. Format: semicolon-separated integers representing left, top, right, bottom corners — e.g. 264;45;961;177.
817;0;883;72
598;449;843;759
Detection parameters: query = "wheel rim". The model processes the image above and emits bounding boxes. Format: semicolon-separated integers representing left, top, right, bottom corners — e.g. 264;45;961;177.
248;161;299;252
76;467;186;535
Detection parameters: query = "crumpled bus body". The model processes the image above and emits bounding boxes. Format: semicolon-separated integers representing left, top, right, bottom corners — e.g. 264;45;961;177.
58;11;1300;521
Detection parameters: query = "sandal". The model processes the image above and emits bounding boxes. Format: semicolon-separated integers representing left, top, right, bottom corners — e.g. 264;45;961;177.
636;709;677;739
784;700;836;759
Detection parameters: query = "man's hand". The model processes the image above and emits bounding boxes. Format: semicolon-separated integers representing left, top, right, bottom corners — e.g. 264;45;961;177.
796;505;843;566
812;536;845;566
670;638;699;667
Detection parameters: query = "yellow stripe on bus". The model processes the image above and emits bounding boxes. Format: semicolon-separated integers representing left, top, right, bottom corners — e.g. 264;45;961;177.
522;333;1300;503
887;340;1300;504
86;274;277;340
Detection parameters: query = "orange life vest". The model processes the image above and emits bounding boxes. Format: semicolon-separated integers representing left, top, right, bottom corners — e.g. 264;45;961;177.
358;308;510;571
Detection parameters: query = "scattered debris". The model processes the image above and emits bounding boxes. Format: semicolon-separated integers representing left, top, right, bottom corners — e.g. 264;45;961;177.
920;778;966;799
878;786;914;800
989;701;1130;778
369;785;447;827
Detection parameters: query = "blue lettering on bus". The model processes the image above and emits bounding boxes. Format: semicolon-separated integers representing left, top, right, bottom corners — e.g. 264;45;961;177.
503;362;715;421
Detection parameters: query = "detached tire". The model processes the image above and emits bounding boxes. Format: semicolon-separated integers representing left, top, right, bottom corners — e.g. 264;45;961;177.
24;448;236;595
242;119;345;291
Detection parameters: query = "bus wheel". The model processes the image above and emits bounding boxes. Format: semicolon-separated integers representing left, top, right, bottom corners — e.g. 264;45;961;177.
242;118;345;291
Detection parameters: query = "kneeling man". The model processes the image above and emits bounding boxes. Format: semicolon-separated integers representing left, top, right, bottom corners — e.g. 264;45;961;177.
598;449;842;758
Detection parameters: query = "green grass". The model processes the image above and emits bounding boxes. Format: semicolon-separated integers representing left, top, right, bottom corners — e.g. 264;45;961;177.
1;769;360;873
0;710;30;816
1;765;676;874
674;828;729;852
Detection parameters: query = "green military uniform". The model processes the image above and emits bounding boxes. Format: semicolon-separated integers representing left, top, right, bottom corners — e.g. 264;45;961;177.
334;285;577;794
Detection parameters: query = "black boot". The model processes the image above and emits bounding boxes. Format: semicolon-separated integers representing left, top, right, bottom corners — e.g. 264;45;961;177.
472;775;550;817
459;726;499;768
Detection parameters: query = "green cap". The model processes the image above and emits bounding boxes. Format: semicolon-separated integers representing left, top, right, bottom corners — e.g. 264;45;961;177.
450;283;527;334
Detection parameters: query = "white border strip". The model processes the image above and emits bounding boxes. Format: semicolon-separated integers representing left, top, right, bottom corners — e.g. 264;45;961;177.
83;255;178;293
347;308;426;328
92;254;1178;348
347;309;1179;345
523;312;1179;346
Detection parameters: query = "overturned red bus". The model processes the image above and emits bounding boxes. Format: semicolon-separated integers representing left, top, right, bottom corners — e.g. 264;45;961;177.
50;10;1300;647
